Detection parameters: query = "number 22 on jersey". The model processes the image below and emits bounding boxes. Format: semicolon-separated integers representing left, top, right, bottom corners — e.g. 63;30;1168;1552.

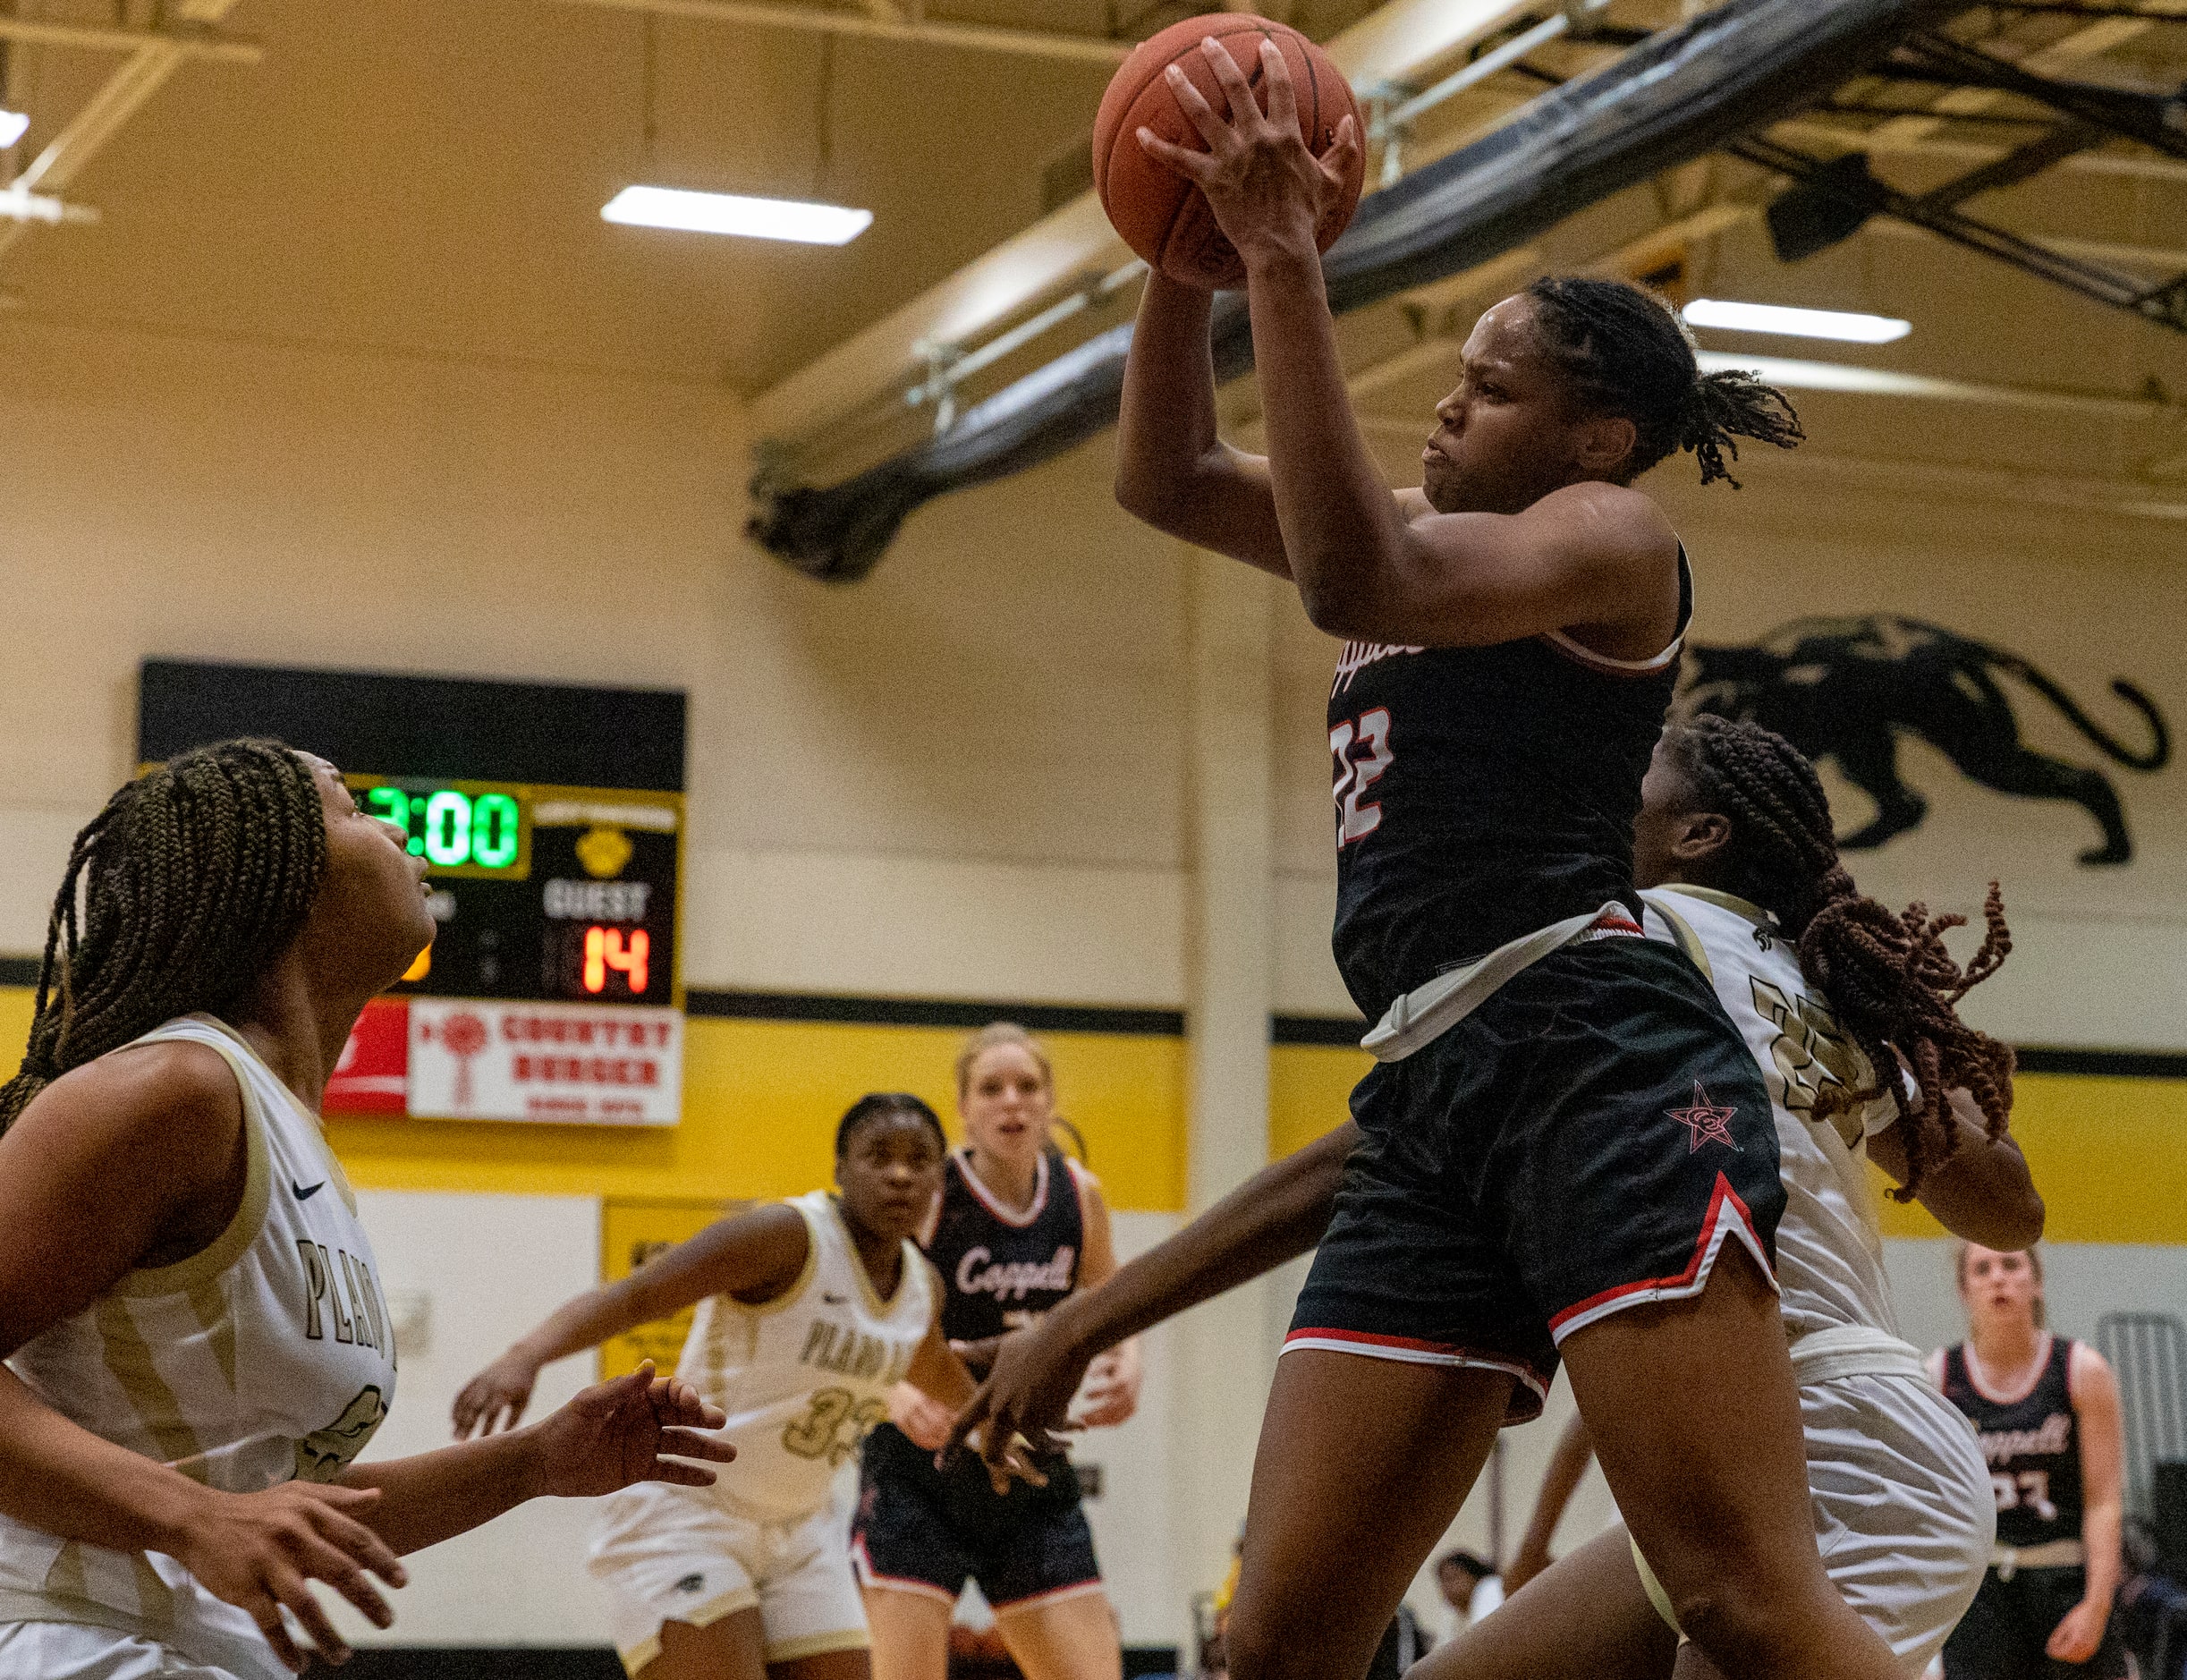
1331;708;1394;845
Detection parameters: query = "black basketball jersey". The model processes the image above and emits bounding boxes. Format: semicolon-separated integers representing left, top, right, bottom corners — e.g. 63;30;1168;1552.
1327;552;1691;1021
926;1146;1084;1345
1942;1335;2085;1548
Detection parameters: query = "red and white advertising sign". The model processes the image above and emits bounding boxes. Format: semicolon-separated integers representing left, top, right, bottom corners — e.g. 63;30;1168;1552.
407;999;682;1126
325;997;411;1115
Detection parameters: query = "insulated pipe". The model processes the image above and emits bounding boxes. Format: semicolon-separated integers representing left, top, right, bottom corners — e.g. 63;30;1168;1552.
748;0;1971;581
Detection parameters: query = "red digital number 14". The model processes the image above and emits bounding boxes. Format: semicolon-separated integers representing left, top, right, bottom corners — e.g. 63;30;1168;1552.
583;927;650;995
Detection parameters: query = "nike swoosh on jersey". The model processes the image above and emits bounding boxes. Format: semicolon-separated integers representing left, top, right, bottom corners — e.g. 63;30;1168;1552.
292;1180;326;1201
822;1293;849;1304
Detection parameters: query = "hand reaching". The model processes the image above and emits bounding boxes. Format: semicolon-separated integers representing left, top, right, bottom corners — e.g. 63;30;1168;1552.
1074;1341;1142;1429
527;1363;734;1499
170;1480;408;1673
451;1347;543;1438
2046;1596;2108;1664
889;1381;959;1454
946;1318;1094;1493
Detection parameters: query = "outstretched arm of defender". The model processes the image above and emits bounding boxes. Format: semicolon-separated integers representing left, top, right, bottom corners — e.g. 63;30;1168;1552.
453;1204;810;1437
1869;1088;2045;1252
946;1120;1355;1476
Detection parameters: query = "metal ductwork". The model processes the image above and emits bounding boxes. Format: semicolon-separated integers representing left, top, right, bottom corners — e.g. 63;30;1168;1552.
748;0;1967;581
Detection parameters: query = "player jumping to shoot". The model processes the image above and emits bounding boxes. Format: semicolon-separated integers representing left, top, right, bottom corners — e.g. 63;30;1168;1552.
1109;32;1899;1680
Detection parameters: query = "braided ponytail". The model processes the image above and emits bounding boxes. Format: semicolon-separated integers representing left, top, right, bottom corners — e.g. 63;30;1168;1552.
0;740;327;1133
1523;276;1804;487
1660;715;2015;1198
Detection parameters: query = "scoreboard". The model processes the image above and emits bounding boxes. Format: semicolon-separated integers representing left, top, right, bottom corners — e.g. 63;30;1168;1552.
139;661;687;1126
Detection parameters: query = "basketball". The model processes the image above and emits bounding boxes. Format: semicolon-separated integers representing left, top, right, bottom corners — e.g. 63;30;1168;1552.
1092;16;1364;290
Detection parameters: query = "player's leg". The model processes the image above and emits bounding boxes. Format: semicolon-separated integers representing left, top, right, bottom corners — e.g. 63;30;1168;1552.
1408;1526;1679;1680
641;1608;773;1680
1220;1350;1511;1680
859;1591;954;1680
993;1591;1122;1680
589;1483;769;1680
1490;941;1900;1680
771;1650;874;1680
985;1499;1121;1680
1561;1251;1904;1680
852;1435;973;1680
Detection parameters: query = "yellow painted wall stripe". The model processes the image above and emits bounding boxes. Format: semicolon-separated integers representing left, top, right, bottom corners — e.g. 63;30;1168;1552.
3;988;2182;1236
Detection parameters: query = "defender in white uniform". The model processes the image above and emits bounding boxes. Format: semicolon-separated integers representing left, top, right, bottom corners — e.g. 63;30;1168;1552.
0;742;730;1680
456;1094;977;1680
0;1017;398;1680
1640;887;1996;1670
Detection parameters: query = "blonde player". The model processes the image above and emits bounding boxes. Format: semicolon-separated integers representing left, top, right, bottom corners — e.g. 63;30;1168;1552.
0;742;727;1680
454;1093;978;1680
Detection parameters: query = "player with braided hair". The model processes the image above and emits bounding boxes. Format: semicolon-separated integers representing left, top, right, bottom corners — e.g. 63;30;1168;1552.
2;740;329;1133
1650;713;2016;1200
1110;29;1875;1680
0;741;733;1680
1522;276;1803;490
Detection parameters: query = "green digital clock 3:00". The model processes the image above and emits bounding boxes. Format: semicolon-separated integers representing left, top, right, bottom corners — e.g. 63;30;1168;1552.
350;777;532;878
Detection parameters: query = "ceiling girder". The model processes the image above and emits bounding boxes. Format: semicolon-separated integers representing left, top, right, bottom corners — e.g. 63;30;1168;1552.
1731;132;2187;329
1895;30;2187;157
1910;115;2101;207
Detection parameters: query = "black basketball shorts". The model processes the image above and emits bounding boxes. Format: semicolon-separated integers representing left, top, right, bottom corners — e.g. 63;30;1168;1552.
1288;937;1784;1421
1942;1565;2130;1680
852;1423;1102;1612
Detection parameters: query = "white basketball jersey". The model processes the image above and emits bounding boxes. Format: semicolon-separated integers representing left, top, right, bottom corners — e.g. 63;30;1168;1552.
0;1014;399;1679
1642;887;1903;1344
670;1190;934;1523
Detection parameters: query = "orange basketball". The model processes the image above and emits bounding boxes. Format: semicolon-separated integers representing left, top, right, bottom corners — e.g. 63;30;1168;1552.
1092;15;1363;290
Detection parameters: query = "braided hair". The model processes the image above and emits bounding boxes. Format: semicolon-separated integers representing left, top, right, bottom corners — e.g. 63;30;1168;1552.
1658;715;2015;1199
1523;277;1805;488
0;740;327;1134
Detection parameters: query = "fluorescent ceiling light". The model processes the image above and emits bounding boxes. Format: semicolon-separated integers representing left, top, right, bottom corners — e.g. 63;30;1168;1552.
0;111;29;149
1683;298;1911;344
601;185;871;246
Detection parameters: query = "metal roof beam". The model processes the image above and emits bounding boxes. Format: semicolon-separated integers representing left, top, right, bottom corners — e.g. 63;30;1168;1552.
0;17;261;61
0;0;248;267
1897;30;2187;159
1734;130;2187;329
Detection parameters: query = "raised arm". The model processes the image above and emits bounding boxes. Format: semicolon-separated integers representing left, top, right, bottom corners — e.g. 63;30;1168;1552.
2052;1345;2125;1665
1868;1087;2045;1252
1115;270;1291;575
889;1260;982;1452
1140;38;1675;650
947;1120;1355;1474
1069;1165;1142;1427
453;1201;810;1437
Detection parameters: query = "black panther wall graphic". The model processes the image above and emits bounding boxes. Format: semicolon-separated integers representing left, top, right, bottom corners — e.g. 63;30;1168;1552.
1682;616;2173;866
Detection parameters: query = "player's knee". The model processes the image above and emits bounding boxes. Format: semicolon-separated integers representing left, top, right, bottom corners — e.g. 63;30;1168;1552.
1668;1572;1810;1672
1221;1600;1310;1680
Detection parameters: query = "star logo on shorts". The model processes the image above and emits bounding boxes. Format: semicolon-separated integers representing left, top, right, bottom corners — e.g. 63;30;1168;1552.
1667;1082;1740;1153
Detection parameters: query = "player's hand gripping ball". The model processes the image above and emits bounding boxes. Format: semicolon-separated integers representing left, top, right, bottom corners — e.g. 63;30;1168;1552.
1093;17;1363;289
